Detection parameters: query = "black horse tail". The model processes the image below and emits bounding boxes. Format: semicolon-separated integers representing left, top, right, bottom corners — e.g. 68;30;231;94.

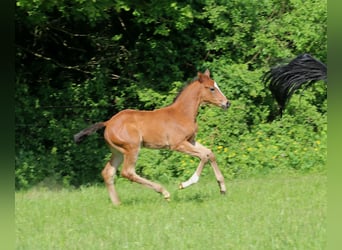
263;53;327;116
74;122;106;143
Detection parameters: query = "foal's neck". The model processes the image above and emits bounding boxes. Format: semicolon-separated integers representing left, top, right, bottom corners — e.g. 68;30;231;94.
170;81;202;121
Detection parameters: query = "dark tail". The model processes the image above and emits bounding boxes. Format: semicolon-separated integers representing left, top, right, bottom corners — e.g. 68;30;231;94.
263;53;327;116
74;122;105;143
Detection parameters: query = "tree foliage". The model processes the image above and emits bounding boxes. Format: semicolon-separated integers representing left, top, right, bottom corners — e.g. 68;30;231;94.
15;0;327;189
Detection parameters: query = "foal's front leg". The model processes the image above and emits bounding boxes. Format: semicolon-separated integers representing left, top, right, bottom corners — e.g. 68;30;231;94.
179;160;205;189
175;141;226;194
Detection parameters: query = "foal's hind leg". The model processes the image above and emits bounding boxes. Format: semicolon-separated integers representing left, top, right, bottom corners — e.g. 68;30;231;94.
121;149;171;201
101;150;123;205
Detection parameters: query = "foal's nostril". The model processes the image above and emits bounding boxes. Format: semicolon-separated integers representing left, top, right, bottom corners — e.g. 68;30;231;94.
221;101;230;109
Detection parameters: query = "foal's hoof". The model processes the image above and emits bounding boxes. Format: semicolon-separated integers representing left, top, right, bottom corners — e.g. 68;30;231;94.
220;190;226;195
162;191;171;201
178;183;184;190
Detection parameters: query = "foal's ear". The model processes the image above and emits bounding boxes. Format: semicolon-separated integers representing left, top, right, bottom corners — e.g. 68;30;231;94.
204;69;210;77
198;69;210;83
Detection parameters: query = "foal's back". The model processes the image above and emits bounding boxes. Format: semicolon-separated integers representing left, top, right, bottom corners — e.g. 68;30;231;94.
104;105;196;150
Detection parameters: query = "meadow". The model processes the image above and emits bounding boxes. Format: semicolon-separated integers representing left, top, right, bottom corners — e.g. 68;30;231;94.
15;172;326;250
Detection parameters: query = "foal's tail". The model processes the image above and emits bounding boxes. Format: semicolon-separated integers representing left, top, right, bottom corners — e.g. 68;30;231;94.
74;122;106;143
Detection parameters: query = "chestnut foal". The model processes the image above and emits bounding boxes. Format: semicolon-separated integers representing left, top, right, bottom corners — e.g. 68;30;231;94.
74;69;230;205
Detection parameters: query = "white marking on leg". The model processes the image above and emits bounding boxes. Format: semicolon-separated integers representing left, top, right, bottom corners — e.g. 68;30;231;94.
181;173;199;188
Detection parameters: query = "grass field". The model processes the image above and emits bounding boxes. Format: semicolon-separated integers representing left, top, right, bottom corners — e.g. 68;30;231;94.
15;172;326;249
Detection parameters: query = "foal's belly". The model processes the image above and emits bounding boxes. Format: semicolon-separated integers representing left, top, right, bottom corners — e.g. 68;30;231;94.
141;132;172;149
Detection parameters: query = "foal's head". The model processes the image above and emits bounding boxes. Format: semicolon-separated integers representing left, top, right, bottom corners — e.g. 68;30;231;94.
198;69;230;109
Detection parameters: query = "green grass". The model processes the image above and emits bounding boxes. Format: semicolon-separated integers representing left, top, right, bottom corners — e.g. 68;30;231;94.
15;172;326;249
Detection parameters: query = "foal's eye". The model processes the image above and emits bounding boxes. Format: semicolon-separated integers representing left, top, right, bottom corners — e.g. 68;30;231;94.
209;87;215;92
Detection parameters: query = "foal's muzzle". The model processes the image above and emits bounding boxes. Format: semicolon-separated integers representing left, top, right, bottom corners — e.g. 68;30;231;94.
221;101;231;110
